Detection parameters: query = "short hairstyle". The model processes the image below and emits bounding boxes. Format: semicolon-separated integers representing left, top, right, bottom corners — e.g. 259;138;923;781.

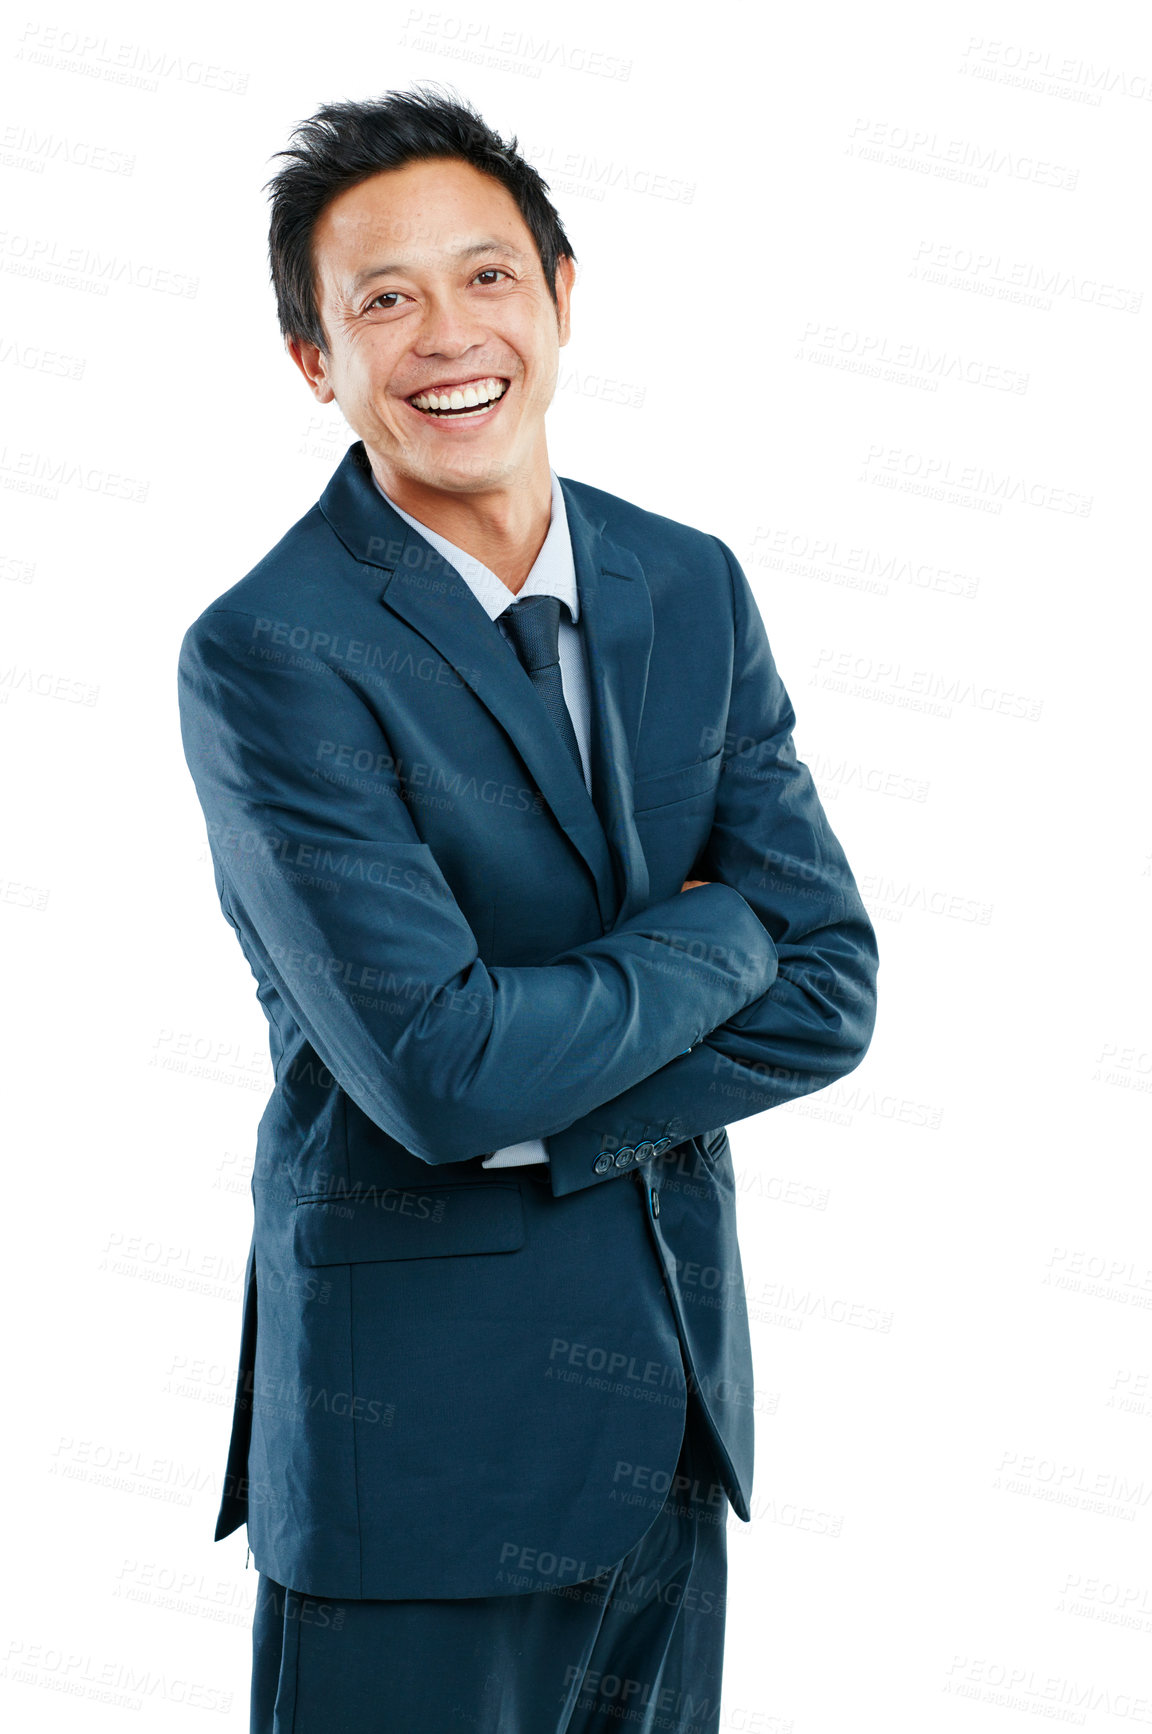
265;83;576;354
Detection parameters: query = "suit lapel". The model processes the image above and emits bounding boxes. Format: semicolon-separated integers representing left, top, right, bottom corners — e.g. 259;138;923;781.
559;477;654;925
320;444;655;929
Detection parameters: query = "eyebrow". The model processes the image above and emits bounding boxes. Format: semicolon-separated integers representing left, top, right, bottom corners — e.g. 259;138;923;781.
349;240;529;294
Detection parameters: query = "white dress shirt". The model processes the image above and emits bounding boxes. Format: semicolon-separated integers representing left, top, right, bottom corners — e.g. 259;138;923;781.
372;466;593;1169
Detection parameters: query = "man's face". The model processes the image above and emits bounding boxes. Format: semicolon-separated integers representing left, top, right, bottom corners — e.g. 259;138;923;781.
289;157;574;495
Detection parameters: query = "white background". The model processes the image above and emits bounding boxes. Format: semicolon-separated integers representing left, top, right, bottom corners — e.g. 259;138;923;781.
3;0;1150;1727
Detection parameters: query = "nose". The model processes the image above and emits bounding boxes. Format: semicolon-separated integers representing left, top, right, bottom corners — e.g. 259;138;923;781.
413;288;489;360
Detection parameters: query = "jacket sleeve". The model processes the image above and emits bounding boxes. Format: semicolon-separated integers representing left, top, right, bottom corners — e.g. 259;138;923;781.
544;537;879;1196
177;606;780;1167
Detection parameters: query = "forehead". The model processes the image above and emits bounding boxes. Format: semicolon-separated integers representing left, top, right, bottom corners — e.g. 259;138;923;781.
312;158;534;287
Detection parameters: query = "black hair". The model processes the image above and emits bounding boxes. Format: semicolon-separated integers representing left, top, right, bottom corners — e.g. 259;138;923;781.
265;83;576;353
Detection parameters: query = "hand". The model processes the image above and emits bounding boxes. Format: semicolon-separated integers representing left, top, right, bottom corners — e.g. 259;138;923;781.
680;878;711;891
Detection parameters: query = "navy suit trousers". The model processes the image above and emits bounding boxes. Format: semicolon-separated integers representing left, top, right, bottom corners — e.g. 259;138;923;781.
251;1399;729;1733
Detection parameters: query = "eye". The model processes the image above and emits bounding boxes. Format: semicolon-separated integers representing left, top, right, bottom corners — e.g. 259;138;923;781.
473;268;509;286
366;291;407;312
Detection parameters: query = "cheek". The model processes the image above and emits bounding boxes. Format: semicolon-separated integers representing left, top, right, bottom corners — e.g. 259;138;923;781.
349;370;390;420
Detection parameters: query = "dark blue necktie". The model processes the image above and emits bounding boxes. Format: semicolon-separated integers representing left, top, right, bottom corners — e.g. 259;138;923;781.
500;594;584;780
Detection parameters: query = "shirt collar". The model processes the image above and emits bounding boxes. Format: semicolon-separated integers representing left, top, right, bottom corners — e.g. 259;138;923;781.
371;466;578;625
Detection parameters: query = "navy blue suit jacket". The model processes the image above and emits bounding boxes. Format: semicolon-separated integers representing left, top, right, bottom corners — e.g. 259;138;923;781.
177;440;878;1599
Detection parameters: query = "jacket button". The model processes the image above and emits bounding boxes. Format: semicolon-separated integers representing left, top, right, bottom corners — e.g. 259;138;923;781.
613;1146;635;1168
632;1141;655;1164
593;1153;614;1175
652;1136;673;1155
651;1189;661;1218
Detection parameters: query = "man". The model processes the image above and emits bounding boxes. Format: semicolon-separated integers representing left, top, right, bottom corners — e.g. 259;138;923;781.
177;86;878;1734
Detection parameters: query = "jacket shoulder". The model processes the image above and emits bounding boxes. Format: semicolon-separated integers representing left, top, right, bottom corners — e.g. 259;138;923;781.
179;501;352;651
559;474;730;570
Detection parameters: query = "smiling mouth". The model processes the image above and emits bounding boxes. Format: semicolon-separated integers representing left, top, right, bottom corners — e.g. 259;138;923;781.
406;376;510;419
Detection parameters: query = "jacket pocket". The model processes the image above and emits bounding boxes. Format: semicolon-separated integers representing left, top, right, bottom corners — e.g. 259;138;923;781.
293;1180;524;1265
632;748;724;814
698;1126;730;1165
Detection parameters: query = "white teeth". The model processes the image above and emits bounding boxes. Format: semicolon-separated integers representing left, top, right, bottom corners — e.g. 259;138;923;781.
410;376;508;413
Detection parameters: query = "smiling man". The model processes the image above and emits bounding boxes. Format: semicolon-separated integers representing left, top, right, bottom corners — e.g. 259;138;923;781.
177;86;878;1734
292;156;566;588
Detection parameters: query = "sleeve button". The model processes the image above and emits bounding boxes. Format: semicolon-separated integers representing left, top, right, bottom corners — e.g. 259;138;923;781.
593;1153;614;1175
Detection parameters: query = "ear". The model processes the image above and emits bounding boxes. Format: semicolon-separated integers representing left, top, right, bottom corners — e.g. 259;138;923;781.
287;337;336;404
554;254;576;349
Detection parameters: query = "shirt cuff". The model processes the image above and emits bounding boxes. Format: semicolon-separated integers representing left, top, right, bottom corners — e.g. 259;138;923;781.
480;1138;550;1168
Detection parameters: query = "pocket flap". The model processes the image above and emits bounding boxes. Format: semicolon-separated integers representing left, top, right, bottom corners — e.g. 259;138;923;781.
632;749;723;813
698;1126;730;1162
293;1181;524;1265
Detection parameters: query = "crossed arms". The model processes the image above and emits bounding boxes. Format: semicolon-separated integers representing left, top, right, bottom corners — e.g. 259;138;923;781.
177;538;878;1199
544;540;878;1193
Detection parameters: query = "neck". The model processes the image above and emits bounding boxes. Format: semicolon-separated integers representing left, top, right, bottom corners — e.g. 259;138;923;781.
369;447;553;595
